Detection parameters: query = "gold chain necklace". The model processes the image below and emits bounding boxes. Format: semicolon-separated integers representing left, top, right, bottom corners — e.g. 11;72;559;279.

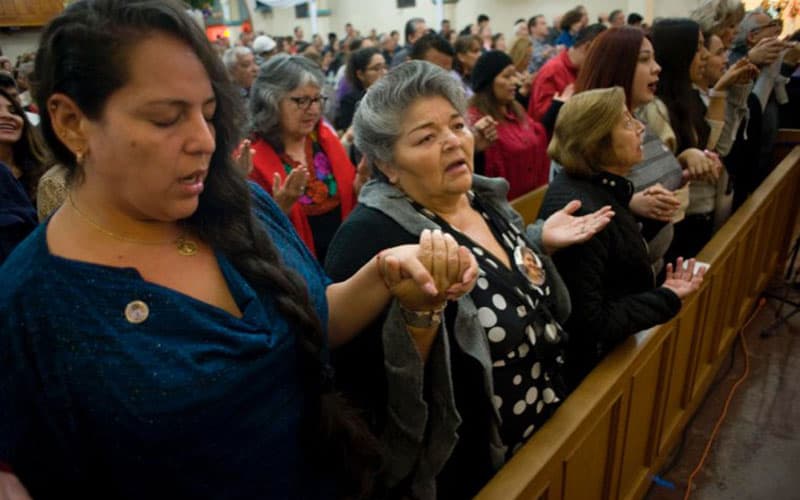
68;193;198;256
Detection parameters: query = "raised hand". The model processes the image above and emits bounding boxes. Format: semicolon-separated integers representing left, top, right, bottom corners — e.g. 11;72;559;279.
713;58;759;91
629;183;681;222
271;166;309;214
747;36;784;67
233;139;256;176
541;200;614;254
662;257;706;299
472;115;498;152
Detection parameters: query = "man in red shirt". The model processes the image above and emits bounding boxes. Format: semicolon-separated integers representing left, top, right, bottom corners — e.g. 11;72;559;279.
529;23;605;121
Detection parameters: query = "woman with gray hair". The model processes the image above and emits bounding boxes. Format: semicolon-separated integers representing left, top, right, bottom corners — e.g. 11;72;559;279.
690;0;745;48
248;55;365;261
325;61;614;499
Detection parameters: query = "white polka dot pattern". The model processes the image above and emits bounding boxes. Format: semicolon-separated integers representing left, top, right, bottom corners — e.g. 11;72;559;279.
526;386;538;404
478;307;497;328
488;326;506;343
493;395;503;410
531;362;541;379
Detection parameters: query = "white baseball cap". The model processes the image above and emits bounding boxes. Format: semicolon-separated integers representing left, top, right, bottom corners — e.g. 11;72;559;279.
253;35;277;54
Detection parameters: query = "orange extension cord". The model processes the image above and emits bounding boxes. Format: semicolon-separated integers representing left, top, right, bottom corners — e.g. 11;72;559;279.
682;297;766;500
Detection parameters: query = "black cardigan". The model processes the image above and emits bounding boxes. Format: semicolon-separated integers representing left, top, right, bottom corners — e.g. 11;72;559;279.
538;171;681;388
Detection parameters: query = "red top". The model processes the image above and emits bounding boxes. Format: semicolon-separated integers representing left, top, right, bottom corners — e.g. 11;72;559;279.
528;50;578;122
468;107;550;200
249;122;356;257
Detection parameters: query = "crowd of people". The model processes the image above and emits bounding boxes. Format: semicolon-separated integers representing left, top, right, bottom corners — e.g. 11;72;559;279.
0;0;798;498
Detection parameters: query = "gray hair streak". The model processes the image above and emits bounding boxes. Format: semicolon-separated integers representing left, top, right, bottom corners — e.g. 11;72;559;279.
222;46;253;71
690;0;745;34
249;55;324;149
731;8;768;50
353;60;466;170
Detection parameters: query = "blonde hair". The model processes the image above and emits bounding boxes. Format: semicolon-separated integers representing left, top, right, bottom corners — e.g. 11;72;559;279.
548;86;626;177
508;36;533;71
690;0;746;35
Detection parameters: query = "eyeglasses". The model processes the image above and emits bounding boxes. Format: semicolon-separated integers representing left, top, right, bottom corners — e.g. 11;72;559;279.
288;95;328;110
751;19;782;33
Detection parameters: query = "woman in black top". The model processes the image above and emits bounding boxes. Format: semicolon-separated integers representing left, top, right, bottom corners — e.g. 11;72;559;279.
539;87;705;389
334;47;387;133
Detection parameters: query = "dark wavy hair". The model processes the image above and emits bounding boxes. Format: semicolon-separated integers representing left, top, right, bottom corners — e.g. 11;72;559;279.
345;46;382;91
0;86;49;197
32;0;378;496
575;27;648;110
650;18;710;152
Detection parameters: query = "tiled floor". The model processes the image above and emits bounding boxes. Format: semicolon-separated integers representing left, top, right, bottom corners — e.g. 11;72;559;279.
646;270;800;500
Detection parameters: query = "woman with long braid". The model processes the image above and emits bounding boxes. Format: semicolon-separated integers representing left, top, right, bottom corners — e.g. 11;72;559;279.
0;1;476;499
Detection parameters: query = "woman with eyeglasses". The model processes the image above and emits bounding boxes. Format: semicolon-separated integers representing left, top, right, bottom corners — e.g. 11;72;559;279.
335;47;387;134
249;55;363;262
539;87;705;389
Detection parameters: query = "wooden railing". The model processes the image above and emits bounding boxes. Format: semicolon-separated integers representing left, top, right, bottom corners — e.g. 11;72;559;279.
481;144;800;500
0;0;62;27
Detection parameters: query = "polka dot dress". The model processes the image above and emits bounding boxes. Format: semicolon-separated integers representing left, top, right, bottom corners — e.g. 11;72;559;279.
409;193;568;457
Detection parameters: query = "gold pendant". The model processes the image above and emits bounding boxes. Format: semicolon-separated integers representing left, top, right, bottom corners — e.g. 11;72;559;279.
176;237;198;257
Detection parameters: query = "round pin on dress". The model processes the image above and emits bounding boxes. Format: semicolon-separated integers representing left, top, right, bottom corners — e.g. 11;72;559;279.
125;300;150;324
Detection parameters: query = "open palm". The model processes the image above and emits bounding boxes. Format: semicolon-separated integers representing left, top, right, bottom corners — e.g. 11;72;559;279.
541;200;614;253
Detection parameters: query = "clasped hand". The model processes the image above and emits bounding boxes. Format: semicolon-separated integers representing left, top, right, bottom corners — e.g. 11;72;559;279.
377;229;478;312
629;183;681;222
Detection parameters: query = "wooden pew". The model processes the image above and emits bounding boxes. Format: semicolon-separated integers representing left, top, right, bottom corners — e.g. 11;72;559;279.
478;145;800;500
0;0;63;27
511;184;548;225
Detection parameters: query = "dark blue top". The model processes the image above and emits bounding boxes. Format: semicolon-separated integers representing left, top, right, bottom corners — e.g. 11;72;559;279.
0;183;332;499
0;162;37;266
554;30;576;48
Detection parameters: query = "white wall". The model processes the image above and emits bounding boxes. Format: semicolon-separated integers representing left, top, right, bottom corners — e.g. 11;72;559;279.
0;30;41;65
0;0;725;62
251;0;708;38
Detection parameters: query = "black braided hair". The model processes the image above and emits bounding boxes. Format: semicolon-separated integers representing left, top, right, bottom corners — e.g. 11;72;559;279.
32;0;380;496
